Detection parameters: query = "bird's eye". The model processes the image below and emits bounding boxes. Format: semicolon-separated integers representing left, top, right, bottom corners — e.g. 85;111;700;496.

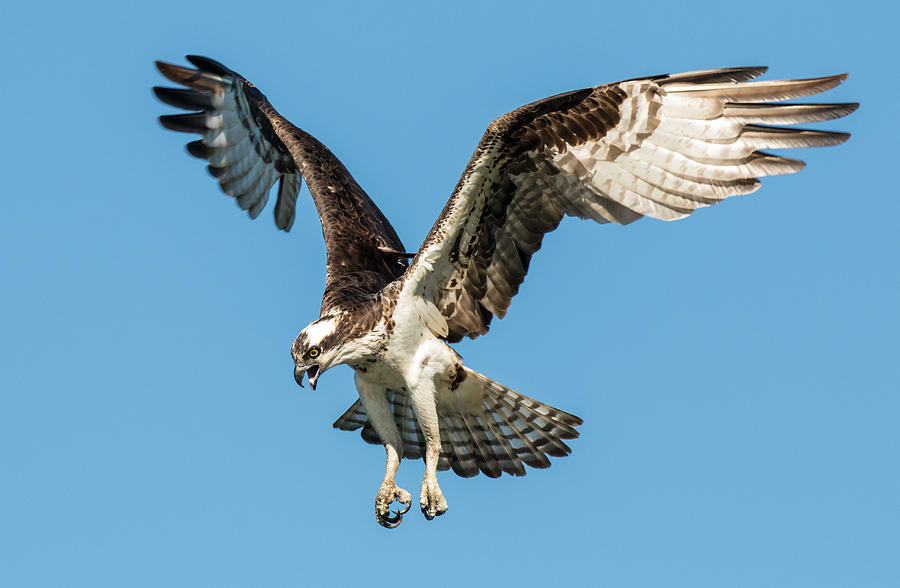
308;346;321;359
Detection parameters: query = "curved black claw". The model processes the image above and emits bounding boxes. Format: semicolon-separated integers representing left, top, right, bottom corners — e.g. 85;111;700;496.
421;502;448;521
377;508;403;529
375;487;412;529
396;498;411;516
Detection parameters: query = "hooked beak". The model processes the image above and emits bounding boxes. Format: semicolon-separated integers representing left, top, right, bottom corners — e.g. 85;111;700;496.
293;364;321;390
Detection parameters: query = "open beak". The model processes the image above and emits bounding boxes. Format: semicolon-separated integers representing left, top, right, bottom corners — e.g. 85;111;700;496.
293;364;321;390
307;365;320;390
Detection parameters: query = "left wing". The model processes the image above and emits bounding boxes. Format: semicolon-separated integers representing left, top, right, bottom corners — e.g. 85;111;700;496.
154;56;409;310
400;67;857;342
154;56;302;230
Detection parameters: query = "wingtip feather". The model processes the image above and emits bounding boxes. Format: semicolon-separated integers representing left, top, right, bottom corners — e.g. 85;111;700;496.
665;72;853;102
158;112;206;133
155;60;193;84
185;55;236;77
185;140;210;159
155;58;229;90
153;86;214;111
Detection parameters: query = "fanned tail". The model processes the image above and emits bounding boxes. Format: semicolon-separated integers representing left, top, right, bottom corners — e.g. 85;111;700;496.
332;368;582;478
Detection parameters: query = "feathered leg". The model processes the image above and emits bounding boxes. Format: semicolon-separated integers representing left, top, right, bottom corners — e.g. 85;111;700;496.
354;373;411;528
406;361;449;520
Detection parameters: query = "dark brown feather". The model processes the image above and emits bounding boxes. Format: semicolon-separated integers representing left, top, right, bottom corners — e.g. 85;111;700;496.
153;86;214;110
158;112;206;133
408;83;626;342
402;67;854;341
155;56;408;310
330;373;581;479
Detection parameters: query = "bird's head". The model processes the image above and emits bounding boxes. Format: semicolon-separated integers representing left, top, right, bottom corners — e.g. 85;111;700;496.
291;315;344;390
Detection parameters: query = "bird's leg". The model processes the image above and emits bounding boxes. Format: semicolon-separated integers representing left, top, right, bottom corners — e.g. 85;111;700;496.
407;372;448;520
355;374;411;528
374;442;410;528
418;430;447;520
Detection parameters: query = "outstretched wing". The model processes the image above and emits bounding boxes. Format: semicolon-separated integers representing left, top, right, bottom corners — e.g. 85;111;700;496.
400;67;857;342
154;56;408;310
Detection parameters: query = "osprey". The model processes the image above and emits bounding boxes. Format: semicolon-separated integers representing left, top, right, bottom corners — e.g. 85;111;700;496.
154;56;855;527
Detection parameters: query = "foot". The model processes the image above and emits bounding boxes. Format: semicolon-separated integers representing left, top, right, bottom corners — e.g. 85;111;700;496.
419;477;448;520
374;481;411;529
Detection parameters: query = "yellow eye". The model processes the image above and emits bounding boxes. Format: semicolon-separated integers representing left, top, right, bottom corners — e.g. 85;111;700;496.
308;347;320;359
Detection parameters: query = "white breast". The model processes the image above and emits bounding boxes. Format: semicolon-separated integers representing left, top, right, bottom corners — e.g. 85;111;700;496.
355;293;457;390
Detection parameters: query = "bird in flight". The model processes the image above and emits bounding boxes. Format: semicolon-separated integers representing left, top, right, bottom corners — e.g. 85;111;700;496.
154;56;855;527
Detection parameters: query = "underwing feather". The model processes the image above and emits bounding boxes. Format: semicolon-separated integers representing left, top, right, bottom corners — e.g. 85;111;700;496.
400;68;855;341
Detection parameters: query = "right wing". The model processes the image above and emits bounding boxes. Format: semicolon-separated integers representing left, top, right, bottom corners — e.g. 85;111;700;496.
154;55;409;308
397;67;857;342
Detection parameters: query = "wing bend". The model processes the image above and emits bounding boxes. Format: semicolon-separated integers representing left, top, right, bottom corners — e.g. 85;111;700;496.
154;56;408;308
401;67;857;342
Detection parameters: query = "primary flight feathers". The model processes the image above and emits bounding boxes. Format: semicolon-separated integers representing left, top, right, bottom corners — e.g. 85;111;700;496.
154;57;855;341
155;56;409;312
155;56;854;526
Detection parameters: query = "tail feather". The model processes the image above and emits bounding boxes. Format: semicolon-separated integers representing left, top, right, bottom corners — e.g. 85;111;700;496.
332;368;583;478
333;399;367;432
462;413;506;478
393;390;424;460
491;402;553;470
440;414;480;478
480;409;528;476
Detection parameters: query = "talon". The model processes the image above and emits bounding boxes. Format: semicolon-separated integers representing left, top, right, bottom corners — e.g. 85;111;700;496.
420;503;446;520
396;499;411;516
375;483;411;529
419;478;448;521
378;510;402;529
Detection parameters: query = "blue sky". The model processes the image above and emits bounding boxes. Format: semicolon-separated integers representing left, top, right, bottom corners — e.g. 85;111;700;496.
1;1;897;586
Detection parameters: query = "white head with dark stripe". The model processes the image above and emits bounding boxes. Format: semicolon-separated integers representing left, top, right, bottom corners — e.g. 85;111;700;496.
291;315;342;390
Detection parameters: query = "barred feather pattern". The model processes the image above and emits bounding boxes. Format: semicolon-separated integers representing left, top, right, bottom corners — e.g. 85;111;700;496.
333;368;582;478
154;56;410;305
402;67;857;342
154;56;301;230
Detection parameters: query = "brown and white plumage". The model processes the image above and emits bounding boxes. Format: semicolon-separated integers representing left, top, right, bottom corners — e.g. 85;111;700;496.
401;67;856;342
334;368;582;478
155;57;855;527
154;56;408;311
